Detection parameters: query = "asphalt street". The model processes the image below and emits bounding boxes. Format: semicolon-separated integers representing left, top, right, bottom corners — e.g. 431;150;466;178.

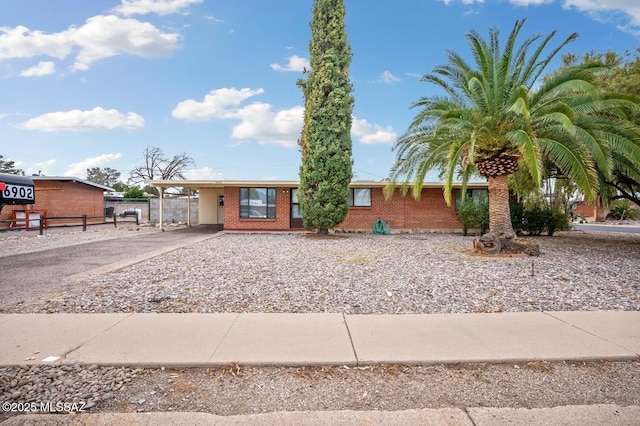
0;227;219;306
573;223;640;234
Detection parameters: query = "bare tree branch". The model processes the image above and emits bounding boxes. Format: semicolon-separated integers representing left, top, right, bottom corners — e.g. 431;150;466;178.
128;146;195;194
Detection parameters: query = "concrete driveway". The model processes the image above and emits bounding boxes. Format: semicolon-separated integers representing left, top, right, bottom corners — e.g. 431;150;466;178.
0;227;219;306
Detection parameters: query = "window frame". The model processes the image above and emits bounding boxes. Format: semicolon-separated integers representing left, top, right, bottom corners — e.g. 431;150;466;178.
349;188;372;207
239;187;277;219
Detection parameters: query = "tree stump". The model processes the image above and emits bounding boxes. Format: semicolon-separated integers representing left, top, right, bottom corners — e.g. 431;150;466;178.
473;233;501;254
473;232;540;256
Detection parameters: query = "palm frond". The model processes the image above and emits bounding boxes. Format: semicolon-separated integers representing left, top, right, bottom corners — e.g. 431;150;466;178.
538;136;598;201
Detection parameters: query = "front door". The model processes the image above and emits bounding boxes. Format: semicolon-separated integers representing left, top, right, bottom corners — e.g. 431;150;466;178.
217;194;224;224
290;188;304;228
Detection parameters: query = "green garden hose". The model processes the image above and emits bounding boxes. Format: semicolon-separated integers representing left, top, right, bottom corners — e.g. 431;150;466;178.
372;218;390;235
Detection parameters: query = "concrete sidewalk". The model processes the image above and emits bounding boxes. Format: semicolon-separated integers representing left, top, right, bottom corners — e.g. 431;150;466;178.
2;311;639;425
1;311;638;367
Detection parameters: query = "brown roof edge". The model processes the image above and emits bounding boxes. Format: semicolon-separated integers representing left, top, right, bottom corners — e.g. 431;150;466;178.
31;176;114;192
146;179;488;189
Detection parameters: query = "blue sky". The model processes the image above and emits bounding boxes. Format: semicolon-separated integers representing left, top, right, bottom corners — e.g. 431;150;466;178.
1;0;639;184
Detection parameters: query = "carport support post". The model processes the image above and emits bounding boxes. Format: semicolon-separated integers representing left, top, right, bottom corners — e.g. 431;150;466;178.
159;187;164;232
187;186;191;227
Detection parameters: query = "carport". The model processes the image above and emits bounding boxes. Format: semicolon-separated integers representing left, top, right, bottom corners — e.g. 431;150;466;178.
146;180;227;231
146;180;301;231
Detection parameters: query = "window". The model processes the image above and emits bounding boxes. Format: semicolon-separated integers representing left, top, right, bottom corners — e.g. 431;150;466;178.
239;187;276;218
349;188;371;207
291;189;302;219
455;188;489;210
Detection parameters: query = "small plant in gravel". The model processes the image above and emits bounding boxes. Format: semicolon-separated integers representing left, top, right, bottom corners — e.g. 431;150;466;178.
607;199;639;221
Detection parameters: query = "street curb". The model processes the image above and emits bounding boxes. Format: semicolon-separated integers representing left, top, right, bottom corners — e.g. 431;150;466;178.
2;405;639;425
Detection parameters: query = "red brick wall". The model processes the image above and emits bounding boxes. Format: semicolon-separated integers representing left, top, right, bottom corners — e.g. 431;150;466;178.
338;187;461;232
575;201;606;222
223;187;293;231
222;186;463;232
0;180;105;229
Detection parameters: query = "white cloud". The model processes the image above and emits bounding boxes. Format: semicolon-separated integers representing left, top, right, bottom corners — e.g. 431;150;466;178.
441;0;640;34
18;107;145;132
183;167;223;180
502;0;640;32
204;15;224;23
172;87;265;121
0;25;73;60
438;0;484;4
20;61;55;77
113;0;203;16
71;15;179;71
562;0;640;30
351;117;397;144
508;0;555;5
404;72;423;80
270;55;310;72
173;87;302;147
0;15;179;72
380;70;400;84
23;159;57;177
231;104;304;148
174;87;396;147
65;153;123;178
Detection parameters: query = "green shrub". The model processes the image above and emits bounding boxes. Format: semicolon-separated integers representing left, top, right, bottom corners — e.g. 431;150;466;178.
607;199;639;221
456;199;490;236
523;205;547;236
522;205;569;236
123;187;147;199
510;203;525;235
476;201;489;234
457;198;478;236
547;209;570;236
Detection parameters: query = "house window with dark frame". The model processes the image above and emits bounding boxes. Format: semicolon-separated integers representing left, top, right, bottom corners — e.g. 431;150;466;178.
239;187;276;218
349;188;372;207
454;188;489;210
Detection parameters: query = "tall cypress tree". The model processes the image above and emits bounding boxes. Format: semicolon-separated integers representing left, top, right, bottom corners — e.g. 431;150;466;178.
298;0;353;234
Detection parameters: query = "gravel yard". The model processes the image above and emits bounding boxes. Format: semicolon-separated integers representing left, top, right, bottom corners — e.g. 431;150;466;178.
1;229;638;314
1;226;639;419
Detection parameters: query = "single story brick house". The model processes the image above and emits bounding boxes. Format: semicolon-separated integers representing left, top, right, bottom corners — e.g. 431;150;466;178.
147;180;489;232
0;176;112;230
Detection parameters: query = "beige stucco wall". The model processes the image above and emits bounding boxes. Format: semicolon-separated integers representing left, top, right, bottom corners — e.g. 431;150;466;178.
198;188;224;225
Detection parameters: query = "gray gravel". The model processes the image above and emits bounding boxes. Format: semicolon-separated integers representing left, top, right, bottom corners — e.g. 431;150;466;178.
3;361;639;419
2;230;638;315
0;365;137;415
1;226;639;419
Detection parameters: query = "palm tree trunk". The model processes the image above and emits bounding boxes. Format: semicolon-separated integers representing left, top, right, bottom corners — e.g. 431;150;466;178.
488;174;515;236
474;173;540;256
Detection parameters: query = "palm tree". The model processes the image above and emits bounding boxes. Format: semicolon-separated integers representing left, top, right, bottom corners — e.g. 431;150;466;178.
388;19;640;254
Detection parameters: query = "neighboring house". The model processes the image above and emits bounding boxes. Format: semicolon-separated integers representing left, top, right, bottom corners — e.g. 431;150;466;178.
574;200;606;222
0;176;112;230
147;180;489;233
